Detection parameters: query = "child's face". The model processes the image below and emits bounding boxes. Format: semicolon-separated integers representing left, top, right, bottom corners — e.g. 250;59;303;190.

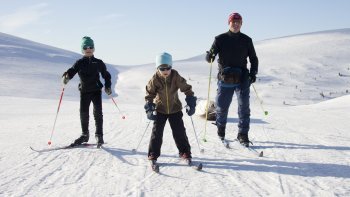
158;65;172;78
83;46;95;57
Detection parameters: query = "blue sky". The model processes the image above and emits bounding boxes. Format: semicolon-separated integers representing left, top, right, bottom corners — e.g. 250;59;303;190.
1;0;350;65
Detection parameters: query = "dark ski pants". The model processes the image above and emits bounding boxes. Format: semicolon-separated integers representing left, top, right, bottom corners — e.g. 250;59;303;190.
148;111;191;159
215;81;251;134
80;90;103;136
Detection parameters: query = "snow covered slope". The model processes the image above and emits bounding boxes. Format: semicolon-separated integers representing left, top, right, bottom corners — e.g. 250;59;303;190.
255;29;350;106
0;29;349;196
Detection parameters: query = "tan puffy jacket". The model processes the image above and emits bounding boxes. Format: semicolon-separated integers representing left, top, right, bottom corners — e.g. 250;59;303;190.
145;69;194;114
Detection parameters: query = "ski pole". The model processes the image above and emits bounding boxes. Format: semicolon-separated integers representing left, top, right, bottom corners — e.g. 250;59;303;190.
48;85;65;145
252;84;268;116
186;106;204;153
110;96;126;119
203;58;214;142
132;115;154;153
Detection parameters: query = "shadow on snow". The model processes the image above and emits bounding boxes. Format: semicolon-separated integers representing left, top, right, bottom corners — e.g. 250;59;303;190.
101;145;350;179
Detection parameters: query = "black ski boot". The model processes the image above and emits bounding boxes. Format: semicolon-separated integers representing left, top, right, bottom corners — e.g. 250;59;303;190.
71;134;89;147
217;126;226;140
95;135;104;148
237;133;250;147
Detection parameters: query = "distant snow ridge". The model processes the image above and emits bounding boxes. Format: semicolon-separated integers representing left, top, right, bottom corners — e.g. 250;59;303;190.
1;28;350;105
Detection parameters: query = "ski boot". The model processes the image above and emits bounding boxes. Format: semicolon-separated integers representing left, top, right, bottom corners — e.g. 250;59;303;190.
237;133;251;147
217;126;230;148
70;134;89;147
95;135;104;148
217;126;226;141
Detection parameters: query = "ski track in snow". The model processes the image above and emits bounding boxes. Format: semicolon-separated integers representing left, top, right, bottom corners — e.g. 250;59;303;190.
1;92;350;196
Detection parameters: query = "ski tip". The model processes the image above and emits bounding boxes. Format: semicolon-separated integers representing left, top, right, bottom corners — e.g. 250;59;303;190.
200;149;205;153
259;151;263;157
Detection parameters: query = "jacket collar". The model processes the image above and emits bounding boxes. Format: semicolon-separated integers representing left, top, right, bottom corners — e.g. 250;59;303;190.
227;30;241;37
82;55;95;60
156;69;175;81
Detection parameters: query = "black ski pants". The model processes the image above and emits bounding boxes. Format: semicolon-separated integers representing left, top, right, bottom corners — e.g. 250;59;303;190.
80;90;103;136
148;111;191;159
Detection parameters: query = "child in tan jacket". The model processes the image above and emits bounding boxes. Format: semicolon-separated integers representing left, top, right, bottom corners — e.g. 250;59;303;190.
144;52;197;163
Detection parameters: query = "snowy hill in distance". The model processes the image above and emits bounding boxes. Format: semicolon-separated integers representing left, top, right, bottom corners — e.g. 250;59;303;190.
115;28;350;107
1;29;349;105
255;28;350;106
0;29;349;196
0;32;121;100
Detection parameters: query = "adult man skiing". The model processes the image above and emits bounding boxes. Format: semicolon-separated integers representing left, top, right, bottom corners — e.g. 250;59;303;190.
62;36;112;147
206;12;259;147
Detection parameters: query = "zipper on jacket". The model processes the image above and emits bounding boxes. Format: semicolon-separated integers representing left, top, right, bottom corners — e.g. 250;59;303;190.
165;77;170;114
87;57;91;73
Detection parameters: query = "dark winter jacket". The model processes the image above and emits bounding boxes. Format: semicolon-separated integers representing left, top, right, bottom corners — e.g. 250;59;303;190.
207;31;259;76
145;69;194;114
65;56;111;93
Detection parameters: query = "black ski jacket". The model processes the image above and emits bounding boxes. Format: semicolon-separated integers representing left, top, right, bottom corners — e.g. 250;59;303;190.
66;56;111;93
207;31;259;75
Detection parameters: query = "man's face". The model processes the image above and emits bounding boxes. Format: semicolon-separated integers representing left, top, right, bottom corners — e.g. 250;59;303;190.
83;46;94;57
229;20;242;33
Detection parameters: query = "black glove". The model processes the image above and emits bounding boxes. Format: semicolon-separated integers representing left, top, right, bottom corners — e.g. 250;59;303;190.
144;102;156;112
147;111;157;121
185;96;197;116
61;72;70;85
205;51;216;63
105;87;112;95
144;102;156;120
249;73;256;84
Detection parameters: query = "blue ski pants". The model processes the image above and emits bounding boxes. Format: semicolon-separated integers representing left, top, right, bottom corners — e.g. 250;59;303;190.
215;80;251;134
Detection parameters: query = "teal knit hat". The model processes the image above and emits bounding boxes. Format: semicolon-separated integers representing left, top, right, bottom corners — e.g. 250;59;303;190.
81;36;94;52
155;52;172;68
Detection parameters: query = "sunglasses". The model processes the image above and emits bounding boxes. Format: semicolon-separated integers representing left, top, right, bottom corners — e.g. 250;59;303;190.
158;66;172;71
83;46;94;50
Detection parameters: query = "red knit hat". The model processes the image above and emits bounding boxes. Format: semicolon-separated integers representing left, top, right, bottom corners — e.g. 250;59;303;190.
228;12;242;24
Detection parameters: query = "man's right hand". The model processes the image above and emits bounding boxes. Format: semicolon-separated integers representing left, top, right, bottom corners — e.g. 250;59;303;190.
249;72;256;84
205;51;215;63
